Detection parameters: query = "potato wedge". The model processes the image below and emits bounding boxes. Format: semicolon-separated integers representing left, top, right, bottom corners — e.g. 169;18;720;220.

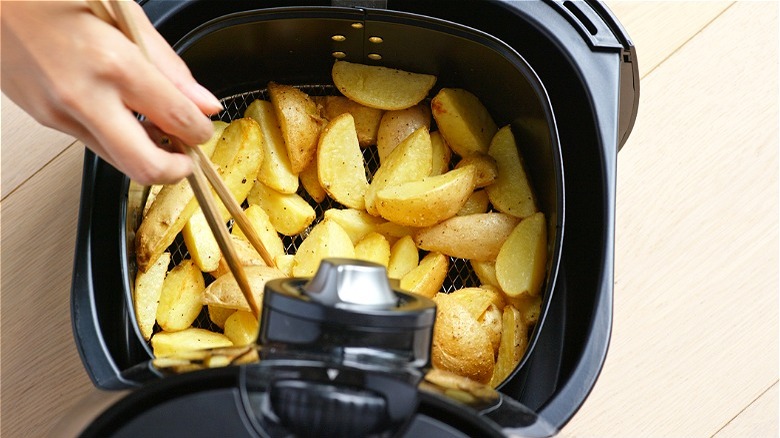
400;251;448;299
457;190;490;216
375;222;418;243
274;254;296;277
223;311;259;346
232;204;286;261
247;182;315;236
375;165;477;227
485;125;538;218
133;252;171;341
387;235;419;279
268;81;324;173
317;95;383;147
430;131;452;176
354;232;391;267
156;259;205;332
413;213;520;261
299;157;327;203
480;303;503;356
244;99;299;194
323;208;386;244
292;220;355;277
332;60;436;111
432;292;495;384
182;211;221;272
209;235;269;278
142;184;163;218
431;88;498;157
365;126;432;216
471;260;499;289
151;328;233;358
208;305;235;329
454;152;498;188
376;103;432;162
445;287;496;320
318;113;369;209
489;305;528;387
507;292;543;326
495;212;547;297
202;265;287;312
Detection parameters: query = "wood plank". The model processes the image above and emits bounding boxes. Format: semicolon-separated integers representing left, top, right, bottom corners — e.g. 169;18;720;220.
562;1;778;436
1;94;77;199
605;0;733;78
715;382;779;438
0;143;93;437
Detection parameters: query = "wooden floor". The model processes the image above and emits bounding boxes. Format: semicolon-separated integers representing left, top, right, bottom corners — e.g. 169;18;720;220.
1;2;777;436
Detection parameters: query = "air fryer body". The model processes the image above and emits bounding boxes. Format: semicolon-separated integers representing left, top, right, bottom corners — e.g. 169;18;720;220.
69;0;638;434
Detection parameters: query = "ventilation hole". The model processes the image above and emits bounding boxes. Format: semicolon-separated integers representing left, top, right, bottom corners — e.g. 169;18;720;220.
332;35;346;42
351;22;363;29
332;51;347;59
367;53;382;60
368;36;383;44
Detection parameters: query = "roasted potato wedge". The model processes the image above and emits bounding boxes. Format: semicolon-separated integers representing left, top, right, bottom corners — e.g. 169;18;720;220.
354;232;391;267
209;235;269;278
208;305;235;329
430;131;452;176
431;88;498;157
134;252;171;341
375;165;477;227
151;328;233;358
182;211;221;273
387;235;419;280
318;113;369;209
202;265;287;312
400;251;448;299
376;103;432;162
299;157;327;203
292;220;355;277
156;259;205;332
323;208;386;245
274;254;296;277
247;182;315;236
232;204;286;261
480;303;503;356
413;213;520;261
457;190;490;216
244;99;299;194
454;152;498;188
142;184;163;218
268;81;325;173
316;95;384;147
485;125;538;218
366;127;432;215
471;260;500;289
495;212;547;297
445;287;496;320
332;60;436;111
507;292;543;326
223;311;259;346
489;305;528;387
432;292;495;384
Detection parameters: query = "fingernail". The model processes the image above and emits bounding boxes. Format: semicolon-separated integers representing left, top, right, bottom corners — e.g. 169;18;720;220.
195;83;223;112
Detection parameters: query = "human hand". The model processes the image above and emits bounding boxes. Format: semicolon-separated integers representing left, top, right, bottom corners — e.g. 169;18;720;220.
1;1;222;184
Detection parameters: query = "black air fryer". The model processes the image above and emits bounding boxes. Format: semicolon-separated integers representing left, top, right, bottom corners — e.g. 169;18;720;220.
66;0;639;436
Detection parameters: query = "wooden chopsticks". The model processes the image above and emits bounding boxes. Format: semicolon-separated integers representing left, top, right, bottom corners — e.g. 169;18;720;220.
88;0;271;318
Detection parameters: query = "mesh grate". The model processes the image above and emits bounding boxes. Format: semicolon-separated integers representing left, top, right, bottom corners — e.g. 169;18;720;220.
161;85;481;334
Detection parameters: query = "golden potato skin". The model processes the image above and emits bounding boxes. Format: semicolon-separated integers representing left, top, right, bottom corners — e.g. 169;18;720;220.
413;213;520;262
431;88;498;157
485;125;538;219
495;212;548;297
134;252;171;341
317;113;369;209
332;60;436;111
268;81;325;173
317;95;384;147
376;103;432;162
156;259;205;332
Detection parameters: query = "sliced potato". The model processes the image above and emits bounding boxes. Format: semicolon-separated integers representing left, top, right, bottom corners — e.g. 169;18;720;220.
413;213;520;262
489;305;528;387
457;190;490;216
485;125;538;218
365;126;432;216
318;113;369;209
268;81;324;173
151;328;233;358
387;235;419;280
480;303;503;356
471;260;499;289
232;204;286;261
323;208;386;245
316;95;383;147
495;212;547;297
299;157;327;203
208;305;235;329
202;265;287;312
332;60;436;111
430;131;452;176
454;152;498;188
431;88;498;157
142;184;163;218
209;235;269;278
156;259;205;332
182;211;221;272
247;182;315;236
223;311;259;346
376;103;432;162
375;222;418;243
400;251;448;299
354;232;391;267
375;165;477;227
445;287;496;320
134;252;171;341
432;292;495;384
292;220;355;277
507;292;543;326
274;254;296;277
244;99;299;194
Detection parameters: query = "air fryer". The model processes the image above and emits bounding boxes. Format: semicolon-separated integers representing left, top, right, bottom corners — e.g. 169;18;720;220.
69;0;638;435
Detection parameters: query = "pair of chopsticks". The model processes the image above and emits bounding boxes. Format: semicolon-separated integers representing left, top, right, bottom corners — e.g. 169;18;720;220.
87;0;272;318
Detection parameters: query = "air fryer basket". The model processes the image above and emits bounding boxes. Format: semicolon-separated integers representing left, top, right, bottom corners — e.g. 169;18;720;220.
71;0;637;432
